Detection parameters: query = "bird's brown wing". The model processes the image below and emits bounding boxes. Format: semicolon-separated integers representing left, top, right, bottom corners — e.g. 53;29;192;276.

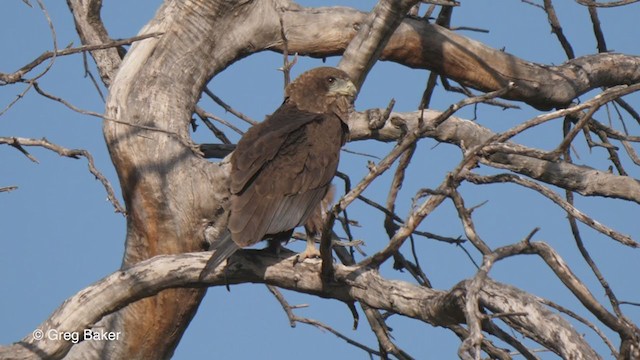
229;103;345;247
230;102;320;194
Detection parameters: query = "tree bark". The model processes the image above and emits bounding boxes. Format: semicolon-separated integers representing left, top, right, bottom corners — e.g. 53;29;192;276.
15;0;634;358
0;249;600;360
275;6;640;110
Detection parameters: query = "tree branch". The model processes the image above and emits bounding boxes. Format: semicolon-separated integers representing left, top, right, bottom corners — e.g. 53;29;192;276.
0;137;125;214
277;5;640;110
0;249;600;360
0;33;162;85
346;108;640;204
337;0;420;89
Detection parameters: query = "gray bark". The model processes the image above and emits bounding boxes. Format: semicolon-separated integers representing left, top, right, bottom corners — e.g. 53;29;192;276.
1;0;638;358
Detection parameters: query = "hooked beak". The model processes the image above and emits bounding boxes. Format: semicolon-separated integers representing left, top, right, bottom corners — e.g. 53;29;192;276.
331;78;357;98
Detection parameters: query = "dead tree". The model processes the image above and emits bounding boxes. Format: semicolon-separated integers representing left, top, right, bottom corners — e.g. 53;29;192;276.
1;0;639;359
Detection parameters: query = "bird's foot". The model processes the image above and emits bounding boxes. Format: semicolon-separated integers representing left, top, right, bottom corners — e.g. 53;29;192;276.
295;244;321;264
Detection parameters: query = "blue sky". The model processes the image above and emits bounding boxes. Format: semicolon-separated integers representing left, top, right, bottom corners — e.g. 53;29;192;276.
1;1;639;359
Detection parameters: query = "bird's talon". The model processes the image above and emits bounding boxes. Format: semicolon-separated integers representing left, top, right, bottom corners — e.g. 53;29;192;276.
295;248;321;265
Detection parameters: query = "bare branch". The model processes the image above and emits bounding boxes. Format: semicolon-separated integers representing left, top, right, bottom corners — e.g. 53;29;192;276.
202;88;257;126
338;0;421;89
587;5;608;52
0;249;600;360
0;186;18;193
67;0;124;86
31;81;204;156
542;0;575;59
0;33;162;85
265;285;381;357
0;137;125;214
576;0;640;7
464;172;637;247
29;0;58;83
195;107;244;136
347;108;640;204
538;297;618;357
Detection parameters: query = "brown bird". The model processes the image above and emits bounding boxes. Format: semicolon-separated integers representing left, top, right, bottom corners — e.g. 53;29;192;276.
204;67;357;273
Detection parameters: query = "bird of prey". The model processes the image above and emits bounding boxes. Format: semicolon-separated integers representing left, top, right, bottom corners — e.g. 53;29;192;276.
204;67;357;273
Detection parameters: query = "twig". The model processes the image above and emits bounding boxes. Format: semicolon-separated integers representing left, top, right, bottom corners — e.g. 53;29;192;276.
333;172;357;259
588;116;640;142
613;97;640;126
439;78;519;111
446;324;513;360
0;33;163;85
0;186;18;193
494;85;640;146
82;51;106;102
0;137;125;214
354;87;515;269
31;81;202;156
341;147;380;159
357;193;460;245
536;296;618;356
195;108;232;144
449;26;489;33
29;0;58;84
592;128;627;176
266;285;381;357
362;304;414;360
464;172;638;247
621;140;640;165
542;0;575;59
5;137;39;163
620;301;640;307
547;103;600;160
380;142;431;286
418;71;439;114
266;285;299;327
587;5;608;53
480;320;539;360
448;188;492;255
520;0;544;10
195;107;244;136
202;87;257;125
422;0;459;5
0;82;34;117
525;242;638;341
562;143;625;320
199;144;235;159
277;10;298;89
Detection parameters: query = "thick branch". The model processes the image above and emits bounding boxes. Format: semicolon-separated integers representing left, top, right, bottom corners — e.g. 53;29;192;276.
66;0;123;86
201;105;640;203
59;1;639;359
346;109;640;204
277;6;640;109
337;0;420;88
0;249;598;360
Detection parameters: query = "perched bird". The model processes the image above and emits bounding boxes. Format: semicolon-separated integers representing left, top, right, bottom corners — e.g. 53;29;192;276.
204;67;357;274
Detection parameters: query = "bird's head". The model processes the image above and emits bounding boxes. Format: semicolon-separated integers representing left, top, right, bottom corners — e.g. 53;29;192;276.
285;67;357;113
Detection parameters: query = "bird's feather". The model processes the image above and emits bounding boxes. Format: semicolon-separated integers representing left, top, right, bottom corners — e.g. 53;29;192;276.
218;67;354;252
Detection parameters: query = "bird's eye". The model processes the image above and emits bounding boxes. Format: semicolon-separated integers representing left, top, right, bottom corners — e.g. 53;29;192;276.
327;77;335;84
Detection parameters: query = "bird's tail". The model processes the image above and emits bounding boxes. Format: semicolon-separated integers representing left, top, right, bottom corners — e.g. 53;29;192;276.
200;231;240;280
